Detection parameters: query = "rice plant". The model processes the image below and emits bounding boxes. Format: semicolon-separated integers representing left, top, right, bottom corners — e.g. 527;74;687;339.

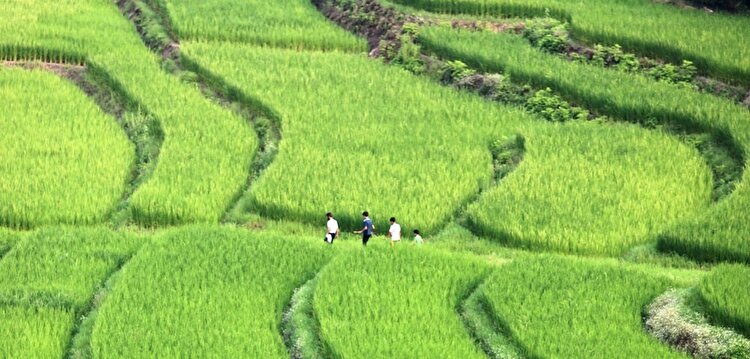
314;245;490;358
466;121;712;256
419;26;750;261
0;67;134;228
481;255;693;358
0;228;24;256
697;264;750;337
387;0;750;84
153;0;367;51
181;41;531;234
0;227;144;310
0;0;258;226
0;306;75;359
91;226;331;357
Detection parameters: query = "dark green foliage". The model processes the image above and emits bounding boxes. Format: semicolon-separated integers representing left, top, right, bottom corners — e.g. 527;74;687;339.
648;60;698;86
521;18;569;54
393;33;425;74
524;88;589;122
591;44;639;72
441;59;476;83
489;135;525;182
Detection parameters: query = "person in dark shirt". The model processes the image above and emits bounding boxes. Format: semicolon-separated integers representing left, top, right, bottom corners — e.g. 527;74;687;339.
354;211;375;246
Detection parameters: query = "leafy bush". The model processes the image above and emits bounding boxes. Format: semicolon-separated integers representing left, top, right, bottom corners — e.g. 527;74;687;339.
441;59;476;83
393;34;425;74
521;18;569;54
591;44;639;72
648;60;698;86
524;88;589;122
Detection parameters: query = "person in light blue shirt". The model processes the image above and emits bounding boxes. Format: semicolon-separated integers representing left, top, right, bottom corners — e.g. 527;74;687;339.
354;211;374;246
413;229;424;246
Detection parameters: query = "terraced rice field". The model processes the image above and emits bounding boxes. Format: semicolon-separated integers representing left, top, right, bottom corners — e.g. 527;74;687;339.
0;0;747;357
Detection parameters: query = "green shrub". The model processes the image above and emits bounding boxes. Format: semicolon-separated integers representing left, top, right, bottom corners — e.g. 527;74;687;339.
521;18;569;54
442;59;476;83
524;88;589;122
591;44;639;72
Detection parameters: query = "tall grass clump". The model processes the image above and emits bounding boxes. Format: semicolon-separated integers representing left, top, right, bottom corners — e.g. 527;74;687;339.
0;67;134;228
314;245;490;358
0;228;24;256
388;0;750;84
153;0;367;51
419;26;750;261
91;226;331;358
0;0;258;226
697;264;750;338
481;255;690;358
0;306;75;359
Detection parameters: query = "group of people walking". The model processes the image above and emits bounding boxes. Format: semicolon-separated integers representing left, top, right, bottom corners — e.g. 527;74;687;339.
325;211;423;246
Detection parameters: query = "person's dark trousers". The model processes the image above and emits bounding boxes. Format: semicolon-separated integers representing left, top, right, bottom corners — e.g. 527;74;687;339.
362;234;371;246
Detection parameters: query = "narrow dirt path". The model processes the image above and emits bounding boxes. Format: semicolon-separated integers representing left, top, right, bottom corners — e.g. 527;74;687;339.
281;275;331;359
459;282;526;359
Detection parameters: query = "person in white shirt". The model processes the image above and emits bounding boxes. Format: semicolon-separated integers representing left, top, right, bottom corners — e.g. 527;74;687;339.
325;212;340;244
387;217;401;247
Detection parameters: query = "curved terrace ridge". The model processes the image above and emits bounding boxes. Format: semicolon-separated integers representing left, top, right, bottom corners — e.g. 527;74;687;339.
313;0;730;257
